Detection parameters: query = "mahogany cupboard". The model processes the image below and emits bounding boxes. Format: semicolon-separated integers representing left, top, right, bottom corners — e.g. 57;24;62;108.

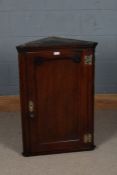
16;37;98;156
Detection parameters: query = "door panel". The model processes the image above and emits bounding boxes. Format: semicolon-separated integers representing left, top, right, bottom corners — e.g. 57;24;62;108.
35;60;81;143
26;52;85;153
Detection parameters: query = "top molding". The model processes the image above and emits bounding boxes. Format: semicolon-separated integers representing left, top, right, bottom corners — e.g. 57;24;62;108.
16;36;98;52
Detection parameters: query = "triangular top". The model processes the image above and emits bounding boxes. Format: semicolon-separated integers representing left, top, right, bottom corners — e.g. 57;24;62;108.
16;36;97;52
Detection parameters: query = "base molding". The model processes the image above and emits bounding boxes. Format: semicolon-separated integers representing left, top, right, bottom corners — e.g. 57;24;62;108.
22;145;96;157
0;96;20;112
95;94;117;110
0;94;117;112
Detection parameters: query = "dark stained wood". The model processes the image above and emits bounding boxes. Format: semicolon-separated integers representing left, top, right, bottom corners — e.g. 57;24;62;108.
18;53;30;154
17;37;98;156
16;36;97;52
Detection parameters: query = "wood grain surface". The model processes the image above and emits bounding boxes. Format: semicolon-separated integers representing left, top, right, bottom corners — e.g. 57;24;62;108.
95;94;117;110
0;96;20;112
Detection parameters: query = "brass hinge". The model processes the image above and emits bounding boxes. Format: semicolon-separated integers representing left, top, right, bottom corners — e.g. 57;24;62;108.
84;55;93;65
84;133;92;143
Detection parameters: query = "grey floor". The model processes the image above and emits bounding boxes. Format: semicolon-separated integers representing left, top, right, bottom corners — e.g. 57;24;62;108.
0;110;117;175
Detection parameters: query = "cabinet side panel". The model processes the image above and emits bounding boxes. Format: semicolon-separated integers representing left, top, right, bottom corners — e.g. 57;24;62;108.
18;53;30;155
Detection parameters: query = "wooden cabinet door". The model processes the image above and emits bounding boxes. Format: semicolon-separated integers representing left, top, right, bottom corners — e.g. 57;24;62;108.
25;49;94;155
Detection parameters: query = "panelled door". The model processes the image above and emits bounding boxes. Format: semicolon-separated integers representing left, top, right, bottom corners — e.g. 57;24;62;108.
25;49;91;154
